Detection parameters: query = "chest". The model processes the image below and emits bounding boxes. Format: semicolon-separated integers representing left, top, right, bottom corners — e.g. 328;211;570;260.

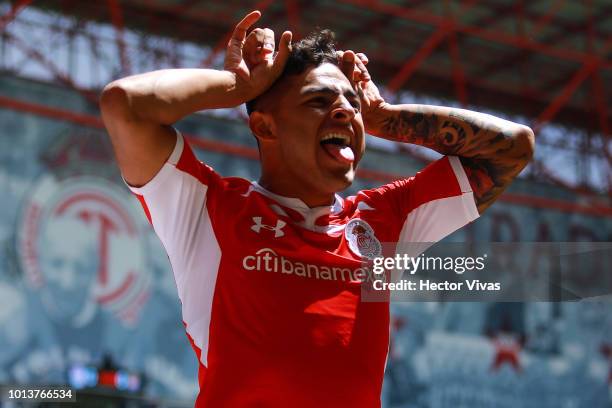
209;196;390;349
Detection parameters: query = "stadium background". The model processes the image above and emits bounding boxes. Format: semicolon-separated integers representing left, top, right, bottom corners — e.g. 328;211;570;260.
0;0;610;406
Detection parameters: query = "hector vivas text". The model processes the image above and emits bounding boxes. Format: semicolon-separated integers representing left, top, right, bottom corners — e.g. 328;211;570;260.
371;253;501;292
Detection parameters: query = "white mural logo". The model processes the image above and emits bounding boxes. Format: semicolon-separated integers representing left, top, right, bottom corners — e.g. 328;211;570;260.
17;175;151;327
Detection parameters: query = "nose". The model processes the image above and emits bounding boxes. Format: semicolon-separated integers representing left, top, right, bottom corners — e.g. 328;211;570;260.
330;97;355;122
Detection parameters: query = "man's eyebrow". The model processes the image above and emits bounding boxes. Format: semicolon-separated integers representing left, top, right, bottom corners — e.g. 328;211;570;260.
301;86;358;99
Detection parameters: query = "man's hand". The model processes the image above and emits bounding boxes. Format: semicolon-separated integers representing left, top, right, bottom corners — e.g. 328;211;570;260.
336;50;534;214
224;10;292;102
337;50;387;135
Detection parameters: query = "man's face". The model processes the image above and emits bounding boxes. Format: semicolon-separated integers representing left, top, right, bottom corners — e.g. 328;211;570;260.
263;63;365;197
39;220;98;324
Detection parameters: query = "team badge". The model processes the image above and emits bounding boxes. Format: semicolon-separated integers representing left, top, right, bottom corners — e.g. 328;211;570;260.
345;219;381;260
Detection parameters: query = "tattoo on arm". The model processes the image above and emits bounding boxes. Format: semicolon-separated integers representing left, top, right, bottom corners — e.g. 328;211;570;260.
381;108;534;213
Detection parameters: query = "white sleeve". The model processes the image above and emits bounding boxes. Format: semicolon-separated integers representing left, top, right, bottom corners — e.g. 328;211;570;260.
396;156;479;245
126;130;222;366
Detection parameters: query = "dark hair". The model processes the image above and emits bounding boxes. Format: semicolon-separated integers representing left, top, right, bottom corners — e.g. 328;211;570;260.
245;29;338;115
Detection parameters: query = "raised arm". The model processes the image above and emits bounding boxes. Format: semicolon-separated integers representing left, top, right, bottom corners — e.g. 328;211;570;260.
99;10;291;187
371;105;535;214
341;52;535;214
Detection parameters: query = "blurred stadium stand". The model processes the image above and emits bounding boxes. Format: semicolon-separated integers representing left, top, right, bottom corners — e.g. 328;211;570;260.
0;1;610;407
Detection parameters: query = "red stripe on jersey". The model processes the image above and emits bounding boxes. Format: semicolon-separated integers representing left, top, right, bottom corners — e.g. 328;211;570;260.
362;156;465;234
184;322;207;390
135;194;152;224
409;156;462;210
175;139;214;187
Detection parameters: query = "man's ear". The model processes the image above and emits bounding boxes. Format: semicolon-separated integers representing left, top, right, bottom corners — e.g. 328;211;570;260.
248;111;276;142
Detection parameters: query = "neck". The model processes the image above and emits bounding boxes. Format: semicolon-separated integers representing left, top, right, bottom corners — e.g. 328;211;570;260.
258;174;335;208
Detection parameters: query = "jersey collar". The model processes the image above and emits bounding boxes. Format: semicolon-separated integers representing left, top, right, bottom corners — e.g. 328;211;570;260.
250;182;344;222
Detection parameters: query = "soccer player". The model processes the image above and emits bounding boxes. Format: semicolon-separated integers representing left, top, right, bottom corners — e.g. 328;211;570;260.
100;10;534;407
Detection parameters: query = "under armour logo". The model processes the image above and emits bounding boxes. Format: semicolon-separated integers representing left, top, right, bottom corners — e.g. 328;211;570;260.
251;217;286;238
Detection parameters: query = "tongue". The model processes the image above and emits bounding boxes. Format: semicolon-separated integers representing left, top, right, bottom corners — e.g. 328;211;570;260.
323;144;354;164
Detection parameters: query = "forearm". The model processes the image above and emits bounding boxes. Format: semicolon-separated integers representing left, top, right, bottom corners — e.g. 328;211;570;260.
102;69;245;125
371;104;532;160
370;104;535;213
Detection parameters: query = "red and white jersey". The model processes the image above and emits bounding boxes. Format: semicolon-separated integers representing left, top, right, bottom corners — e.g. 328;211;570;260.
128;131;479;407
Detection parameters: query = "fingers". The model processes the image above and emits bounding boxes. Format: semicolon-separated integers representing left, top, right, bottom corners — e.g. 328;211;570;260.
225;10;262;72
231;10;261;44
271;30;293;74
338;50;372;85
261;28;276;62
354;53;370;82
338;50;356;83
245;27;276;67
356;53;368;65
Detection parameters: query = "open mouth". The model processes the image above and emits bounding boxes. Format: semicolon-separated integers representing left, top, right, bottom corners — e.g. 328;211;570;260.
320;133;355;164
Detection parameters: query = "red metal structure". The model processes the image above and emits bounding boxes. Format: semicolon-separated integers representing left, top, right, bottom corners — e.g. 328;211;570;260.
1;0;610;196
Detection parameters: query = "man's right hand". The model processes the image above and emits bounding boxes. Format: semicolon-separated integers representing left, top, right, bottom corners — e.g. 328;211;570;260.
224;10;292;102
101;10;291;187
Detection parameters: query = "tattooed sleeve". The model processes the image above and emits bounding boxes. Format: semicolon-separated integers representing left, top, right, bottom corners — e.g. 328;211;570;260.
378;106;534;214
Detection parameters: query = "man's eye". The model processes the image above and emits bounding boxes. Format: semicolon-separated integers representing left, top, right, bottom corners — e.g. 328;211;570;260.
308;97;329;106
350;100;361;111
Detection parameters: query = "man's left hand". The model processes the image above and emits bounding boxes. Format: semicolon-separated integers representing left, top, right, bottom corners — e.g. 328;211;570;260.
337;50;388;136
